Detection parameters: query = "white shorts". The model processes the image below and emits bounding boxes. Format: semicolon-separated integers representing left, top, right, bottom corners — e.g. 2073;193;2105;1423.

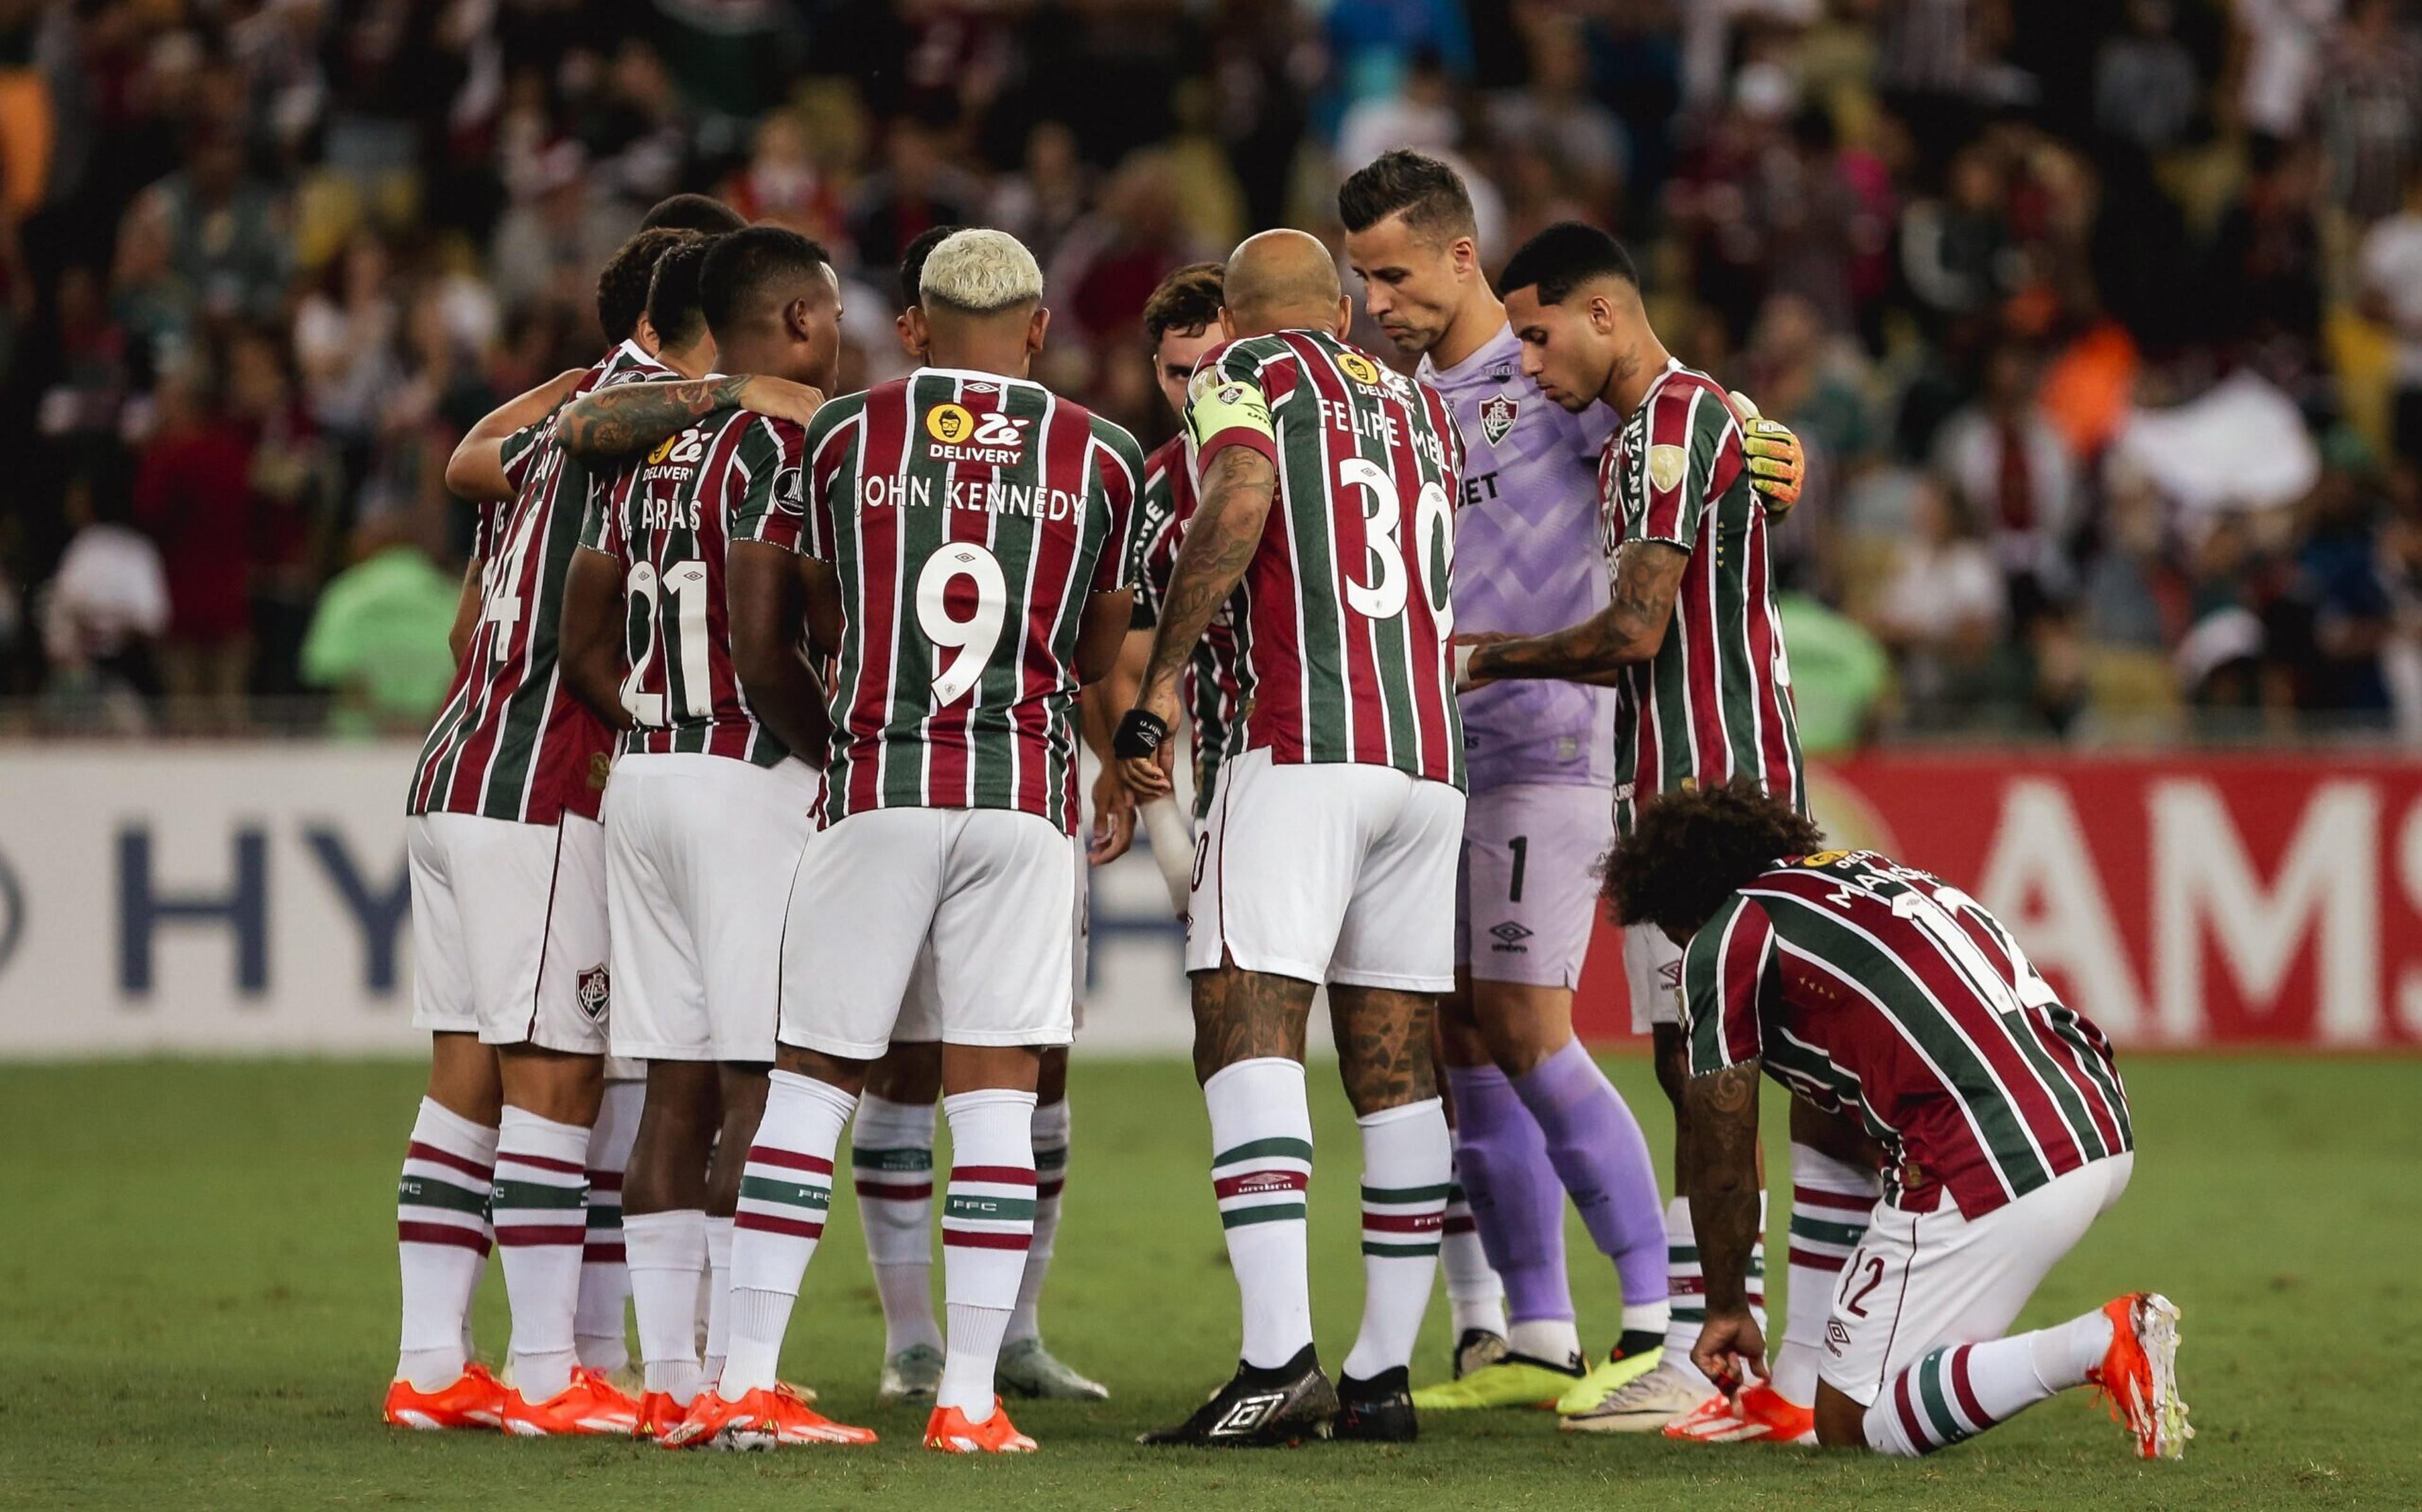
1186;748;1463;991
1820;1153;2136;1407
1623;921;1683;1033
1456;782;1613;989
604;753;819;1063
892;836;1088;1043
409;812;611;1054
781;806;1079;1059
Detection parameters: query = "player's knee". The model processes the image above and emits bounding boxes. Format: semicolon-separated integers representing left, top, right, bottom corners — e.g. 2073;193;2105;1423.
1812;1383;1869;1449
1470;980;1570;1078
424;1033;501;1124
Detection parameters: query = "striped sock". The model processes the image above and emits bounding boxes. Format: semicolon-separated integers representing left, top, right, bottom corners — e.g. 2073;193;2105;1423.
1342;1098;1450;1381
1862;1314;2109;1456
1204;1057;1315;1371
575;1079;643;1373
1007;1097;1070;1346
720;1071;855;1399
1439;1160;1507;1340
938;1089;1038;1423
624;1209;706;1402
395;1098;497;1390
1775;1143;1880;1402
1662;1192;1766;1387
493;1107;592;1403
851;1094;941;1356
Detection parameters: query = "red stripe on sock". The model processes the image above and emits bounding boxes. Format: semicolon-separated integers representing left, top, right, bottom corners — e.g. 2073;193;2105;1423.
494;1223;587;1247
1212;1171;1308;1200
747;1146;835;1175
583;1243;628;1264
406;1142;493;1182
496;1151;587;1177
1893;1368;1928;1450
1036;1178;1065;1200
951;1165;1037;1187
398;1220;490;1252
1671;1276;1707;1296
942;1229;1034;1250
587;1172;624;1192
734;1212;825;1240
1787;1247;1849;1272
855;1180;933;1201
1793;1185;1875;1212
1442;1215;1477;1235
1361;1210;1444;1233
1947;1346;1990;1433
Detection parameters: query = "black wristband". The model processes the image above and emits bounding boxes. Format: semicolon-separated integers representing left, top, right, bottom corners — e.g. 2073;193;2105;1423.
1113;708;1169;760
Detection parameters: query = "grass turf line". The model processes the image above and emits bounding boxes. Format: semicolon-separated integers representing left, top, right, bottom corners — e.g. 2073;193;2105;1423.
0;1057;2413;1510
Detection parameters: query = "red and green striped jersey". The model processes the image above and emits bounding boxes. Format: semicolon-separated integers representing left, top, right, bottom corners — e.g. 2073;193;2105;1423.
1683;849;2133;1219
783;368;1144;834
580;393;807;767
1130;434;1243;819
1601;361;1802;834
408;340;665;824
1186;329;1464;788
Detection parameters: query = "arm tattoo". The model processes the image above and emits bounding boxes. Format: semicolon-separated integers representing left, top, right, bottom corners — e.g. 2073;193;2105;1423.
559;375;750;460
1142;446;1274;699
1683;1061;1764;1313
1470;540;1687;684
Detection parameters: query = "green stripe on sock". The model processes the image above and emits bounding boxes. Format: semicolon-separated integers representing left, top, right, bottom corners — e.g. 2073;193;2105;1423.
1672;1306;1707;1323
1219;1202;1306;1229
1212;1136;1313;1168
1917;1351;1965;1445
1790;1215;1867;1247
853;1146;932;1173
1361;1240;1442;1257
585;1206;622;1231
737;1175;831;1211
1360;1182;1451;1204
490;1179;585;1210
399;1175;489;1216
1446;1182;1466;1202
944;1194;1037;1222
1034;1146;1068;1172
1668;1245;1699;1262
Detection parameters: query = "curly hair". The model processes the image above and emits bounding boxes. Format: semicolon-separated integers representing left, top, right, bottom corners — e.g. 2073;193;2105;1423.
595;228;697;346
1142;261;1225;350
1601;780;1825;937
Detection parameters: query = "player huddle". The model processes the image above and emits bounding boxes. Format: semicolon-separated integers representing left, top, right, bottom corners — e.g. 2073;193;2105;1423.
384;154;2189;1463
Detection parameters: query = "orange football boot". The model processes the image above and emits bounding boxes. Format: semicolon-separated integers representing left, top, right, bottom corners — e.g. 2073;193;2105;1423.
662;1383;876;1450
635;1390;690;1441
1663;1381;1815;1445
383;1362;505;1431
924;1398;1038;1453
500;1366;643;1436
2087;1292;2191;1460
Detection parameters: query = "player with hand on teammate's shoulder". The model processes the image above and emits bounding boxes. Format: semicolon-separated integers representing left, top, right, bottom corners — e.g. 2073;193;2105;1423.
1601;779;2189;1462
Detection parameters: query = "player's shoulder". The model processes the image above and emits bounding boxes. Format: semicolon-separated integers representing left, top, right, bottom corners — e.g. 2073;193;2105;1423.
1082;409;1147;473
1653;368;1742;448
1198;331;1307;383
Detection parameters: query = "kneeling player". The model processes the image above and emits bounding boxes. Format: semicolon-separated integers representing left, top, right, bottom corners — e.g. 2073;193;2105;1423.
673;230;1142;1455
1601;782;2189;1461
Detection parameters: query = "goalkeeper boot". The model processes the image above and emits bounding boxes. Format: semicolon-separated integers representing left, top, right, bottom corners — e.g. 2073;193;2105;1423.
1333;1366;1417;1443
996;1337;1109;1400
1139;1346;1338;1447
879;1342;945;1404
925;1399;1038;1453
383;1363;505;1431
2089;1292;2191;1460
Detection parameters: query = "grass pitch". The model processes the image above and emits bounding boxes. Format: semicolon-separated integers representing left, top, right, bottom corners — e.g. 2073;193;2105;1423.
0;1055;2413;1511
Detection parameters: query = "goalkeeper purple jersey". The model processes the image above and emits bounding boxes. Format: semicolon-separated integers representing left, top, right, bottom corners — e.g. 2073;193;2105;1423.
1419;323;1618;793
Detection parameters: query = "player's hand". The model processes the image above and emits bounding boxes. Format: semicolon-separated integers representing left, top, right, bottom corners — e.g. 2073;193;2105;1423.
1117;685;1181;798
1726;391;1803;521
736;375;826;427
1453;631;1513;693
1089;760;1137;865
1691;1306;1770;1395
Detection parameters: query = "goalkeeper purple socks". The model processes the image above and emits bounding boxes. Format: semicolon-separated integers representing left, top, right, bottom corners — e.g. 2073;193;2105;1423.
1443;1064;1572;1327
1511;1038;1666;1306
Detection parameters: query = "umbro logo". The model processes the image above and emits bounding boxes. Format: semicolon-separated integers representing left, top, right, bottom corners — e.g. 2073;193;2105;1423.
1488;921;1533;953
1212;1391;1289;1436
1825;1320;1851;1356
1658;960;1682;990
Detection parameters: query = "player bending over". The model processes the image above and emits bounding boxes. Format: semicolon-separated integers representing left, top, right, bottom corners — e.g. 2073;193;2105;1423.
673;229;1142;1455
850;224;1113;1410
554;226;840;1439
1120;230;1466;1446
1458;221;1869;1440
1601;781;2188;1461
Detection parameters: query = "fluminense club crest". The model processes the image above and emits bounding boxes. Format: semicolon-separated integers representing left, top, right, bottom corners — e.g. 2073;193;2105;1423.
576;965;611;1022
1479;393;1518;446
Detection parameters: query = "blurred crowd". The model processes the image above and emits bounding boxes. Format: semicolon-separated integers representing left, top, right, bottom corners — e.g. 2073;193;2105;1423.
4;0;2422;745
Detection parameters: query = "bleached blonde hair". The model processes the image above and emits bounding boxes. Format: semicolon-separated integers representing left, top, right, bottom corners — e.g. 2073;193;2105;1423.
919;228;1044;315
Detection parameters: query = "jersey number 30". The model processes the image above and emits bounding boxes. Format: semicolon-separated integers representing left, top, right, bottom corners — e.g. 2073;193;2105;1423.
1338;457;1453;631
